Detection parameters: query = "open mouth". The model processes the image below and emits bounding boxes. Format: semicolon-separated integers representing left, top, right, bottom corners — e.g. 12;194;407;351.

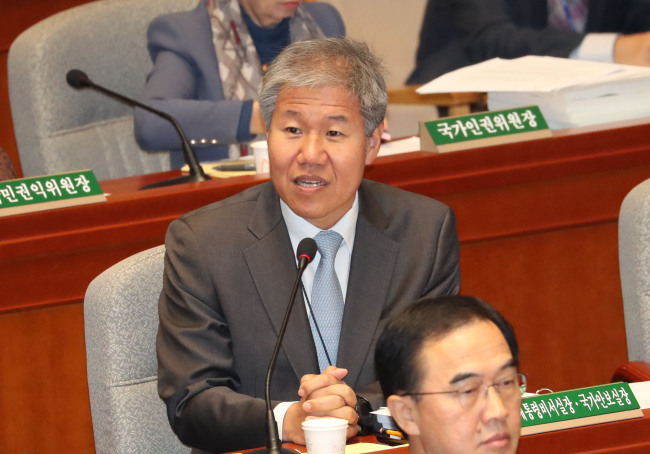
295;178;327;188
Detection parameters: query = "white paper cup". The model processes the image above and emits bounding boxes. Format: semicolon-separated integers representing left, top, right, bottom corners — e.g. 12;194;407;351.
250;140;270;174
301;418;348;454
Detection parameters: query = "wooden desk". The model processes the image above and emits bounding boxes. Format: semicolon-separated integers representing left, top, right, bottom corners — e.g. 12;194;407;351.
387;85;487;116
284;409;650;454
2;118;650;453
518;408;650;453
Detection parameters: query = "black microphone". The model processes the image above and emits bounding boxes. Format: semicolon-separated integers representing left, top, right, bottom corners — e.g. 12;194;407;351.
65;69;210;190
251;238;317;454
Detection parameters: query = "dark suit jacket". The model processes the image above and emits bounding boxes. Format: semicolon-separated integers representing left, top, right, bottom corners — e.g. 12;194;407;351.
157;180;460;453
408;0;650;84
134;0;345;168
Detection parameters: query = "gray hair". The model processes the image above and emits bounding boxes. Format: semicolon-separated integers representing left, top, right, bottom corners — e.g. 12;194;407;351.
259;37;387;137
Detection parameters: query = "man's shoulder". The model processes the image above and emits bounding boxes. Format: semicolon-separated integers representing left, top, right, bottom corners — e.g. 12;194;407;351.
177;182;270;226
148;0;207;42
359;179;454;240
361;179;449;212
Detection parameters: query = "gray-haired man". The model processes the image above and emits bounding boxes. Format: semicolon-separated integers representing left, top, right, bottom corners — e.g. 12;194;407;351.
157;37;461;454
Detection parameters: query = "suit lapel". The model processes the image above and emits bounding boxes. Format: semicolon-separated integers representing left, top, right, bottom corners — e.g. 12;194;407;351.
242;183;319;380
338;181;399;388
242;181;400;386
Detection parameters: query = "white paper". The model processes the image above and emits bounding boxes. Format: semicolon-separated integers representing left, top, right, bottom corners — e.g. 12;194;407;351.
630;381;650;409
371;407;392;416
417;56;650;94
378;136;421;156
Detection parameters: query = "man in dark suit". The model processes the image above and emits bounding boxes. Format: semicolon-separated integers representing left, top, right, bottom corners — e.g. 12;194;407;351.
408;0;650;84
157;37;461;454
375;296;524;454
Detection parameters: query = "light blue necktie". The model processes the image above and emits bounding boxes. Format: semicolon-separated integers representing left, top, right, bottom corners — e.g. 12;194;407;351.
310;230;345;372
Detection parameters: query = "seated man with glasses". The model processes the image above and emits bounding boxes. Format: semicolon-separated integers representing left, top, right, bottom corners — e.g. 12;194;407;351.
375;295;525;454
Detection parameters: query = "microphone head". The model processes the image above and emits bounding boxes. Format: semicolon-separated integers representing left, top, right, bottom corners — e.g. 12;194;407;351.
297;238;317;265
66;69;92;88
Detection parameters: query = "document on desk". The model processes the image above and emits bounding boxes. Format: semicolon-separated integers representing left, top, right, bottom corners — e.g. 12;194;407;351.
378;136;421;156
344;443;404;454
630;381;650;409
290;442;403;454
417;56;650;129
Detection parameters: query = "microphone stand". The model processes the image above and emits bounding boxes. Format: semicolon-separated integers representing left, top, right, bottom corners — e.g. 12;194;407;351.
250;240;316;454
66;70;210;189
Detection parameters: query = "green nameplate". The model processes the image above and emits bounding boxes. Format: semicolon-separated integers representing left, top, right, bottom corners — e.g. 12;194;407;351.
0;170;106;217
520;382;641;435
420;106;552;153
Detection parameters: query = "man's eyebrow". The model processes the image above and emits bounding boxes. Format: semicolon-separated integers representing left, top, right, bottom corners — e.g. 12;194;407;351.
449;372;479;385
500;358;519;371
282;110;302;118
327;114;349;123
448;358;518;385
279;111;349;123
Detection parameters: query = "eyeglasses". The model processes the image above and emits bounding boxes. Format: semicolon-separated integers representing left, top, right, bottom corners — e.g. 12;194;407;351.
399;372;527;410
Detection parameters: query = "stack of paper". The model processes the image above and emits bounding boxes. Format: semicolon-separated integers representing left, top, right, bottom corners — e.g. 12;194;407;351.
417;56;650;129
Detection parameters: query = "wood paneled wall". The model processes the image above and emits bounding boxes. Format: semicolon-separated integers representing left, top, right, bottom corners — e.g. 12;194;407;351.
0;304;95;453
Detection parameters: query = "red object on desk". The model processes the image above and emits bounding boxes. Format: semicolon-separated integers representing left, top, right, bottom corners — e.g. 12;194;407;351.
613;362;650;383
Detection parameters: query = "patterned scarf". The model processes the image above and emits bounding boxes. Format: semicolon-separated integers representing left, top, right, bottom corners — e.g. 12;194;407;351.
208;0;325;157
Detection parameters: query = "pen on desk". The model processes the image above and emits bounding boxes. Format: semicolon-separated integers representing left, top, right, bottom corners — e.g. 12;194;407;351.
378;428;405;439
213;163;256;171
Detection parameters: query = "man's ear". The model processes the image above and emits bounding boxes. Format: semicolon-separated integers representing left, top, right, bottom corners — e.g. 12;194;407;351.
364;122;384;165
387;394;421;437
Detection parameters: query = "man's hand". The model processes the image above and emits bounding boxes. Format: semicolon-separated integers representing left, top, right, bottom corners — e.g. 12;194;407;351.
282;366;359;444
614;32;650;66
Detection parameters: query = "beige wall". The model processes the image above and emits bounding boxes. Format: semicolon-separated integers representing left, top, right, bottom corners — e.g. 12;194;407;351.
323;0;428;86
323;0;436;137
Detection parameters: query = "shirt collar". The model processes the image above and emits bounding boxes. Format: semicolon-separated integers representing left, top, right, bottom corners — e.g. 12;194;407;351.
280;193;359;256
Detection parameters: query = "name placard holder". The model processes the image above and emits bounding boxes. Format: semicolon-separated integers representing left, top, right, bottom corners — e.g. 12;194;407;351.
520;382;643;436
0;170;106;218
420;105;552;153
